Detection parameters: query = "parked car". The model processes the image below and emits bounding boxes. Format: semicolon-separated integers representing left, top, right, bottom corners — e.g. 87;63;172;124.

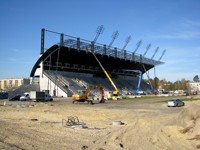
167;99;185;107
9;95;21;101
0;92;8;99
20;92;30;101
183;91;189;96
137;90;146;95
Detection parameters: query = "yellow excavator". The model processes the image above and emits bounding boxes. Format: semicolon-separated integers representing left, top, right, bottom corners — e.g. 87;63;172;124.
89;50;119;100
72;84;104;104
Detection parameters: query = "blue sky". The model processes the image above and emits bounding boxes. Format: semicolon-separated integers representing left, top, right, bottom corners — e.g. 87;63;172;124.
0;0;200;82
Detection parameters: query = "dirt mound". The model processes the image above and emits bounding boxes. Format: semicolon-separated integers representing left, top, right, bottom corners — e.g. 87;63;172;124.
92;116;196;150
178;104;200;140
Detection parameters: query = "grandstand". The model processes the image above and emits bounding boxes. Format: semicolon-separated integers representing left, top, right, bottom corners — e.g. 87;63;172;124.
30;28;164;97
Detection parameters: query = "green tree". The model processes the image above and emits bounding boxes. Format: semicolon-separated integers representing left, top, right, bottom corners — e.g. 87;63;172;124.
174;79;189;91
152;77;159;89
193;75;199;82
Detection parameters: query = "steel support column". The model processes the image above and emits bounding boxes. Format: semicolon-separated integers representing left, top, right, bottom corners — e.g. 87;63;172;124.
41;28;45;54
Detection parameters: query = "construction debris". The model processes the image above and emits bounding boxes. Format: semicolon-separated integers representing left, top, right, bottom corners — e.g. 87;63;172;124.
62;116;88;129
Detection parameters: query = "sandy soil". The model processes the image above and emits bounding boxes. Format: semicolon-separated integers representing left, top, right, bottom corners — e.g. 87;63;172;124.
0;97;200;150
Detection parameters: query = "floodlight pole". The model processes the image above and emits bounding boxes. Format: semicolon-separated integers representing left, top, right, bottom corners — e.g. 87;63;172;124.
151;47;159;59
133;40;142;54
143;43;151;57
158;49;166;61
93;25;104;44
108;30;119;50
121;35;132;51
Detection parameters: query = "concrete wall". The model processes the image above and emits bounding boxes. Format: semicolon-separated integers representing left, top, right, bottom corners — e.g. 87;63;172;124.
40;73;68;97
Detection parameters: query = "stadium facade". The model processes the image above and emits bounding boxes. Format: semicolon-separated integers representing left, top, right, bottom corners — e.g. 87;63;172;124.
30;29;164;97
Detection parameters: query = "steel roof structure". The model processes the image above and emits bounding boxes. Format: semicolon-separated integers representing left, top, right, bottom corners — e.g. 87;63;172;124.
30;29;164;78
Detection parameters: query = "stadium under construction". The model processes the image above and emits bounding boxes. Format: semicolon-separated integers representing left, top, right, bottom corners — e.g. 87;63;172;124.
28;27;165;98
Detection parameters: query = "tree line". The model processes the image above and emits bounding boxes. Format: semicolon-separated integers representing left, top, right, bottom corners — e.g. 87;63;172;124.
145;75;199;91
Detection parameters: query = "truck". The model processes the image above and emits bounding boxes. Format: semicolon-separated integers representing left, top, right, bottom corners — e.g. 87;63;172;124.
30;91;53;102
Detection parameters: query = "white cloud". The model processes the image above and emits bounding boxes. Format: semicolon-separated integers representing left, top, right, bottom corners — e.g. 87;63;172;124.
12;49;20;52
181;19;200;28
151;19;200;40
8;57;17;62
153;31;200;40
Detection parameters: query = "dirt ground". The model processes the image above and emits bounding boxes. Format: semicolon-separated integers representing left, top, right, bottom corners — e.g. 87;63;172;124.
0;97;200;150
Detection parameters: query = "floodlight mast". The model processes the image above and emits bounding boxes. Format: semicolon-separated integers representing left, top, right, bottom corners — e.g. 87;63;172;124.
143;43;151;57
133;40;142;53
93;25;104;44
107;30;119;49
121;35;132;51
151;47;159;59
158;49;166;61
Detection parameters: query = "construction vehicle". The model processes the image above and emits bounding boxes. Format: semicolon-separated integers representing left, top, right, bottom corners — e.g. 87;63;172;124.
72;84;104;104
122;69;142;95
89;50;119;100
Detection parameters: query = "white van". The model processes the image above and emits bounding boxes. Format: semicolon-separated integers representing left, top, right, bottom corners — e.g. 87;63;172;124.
20;92;30;101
